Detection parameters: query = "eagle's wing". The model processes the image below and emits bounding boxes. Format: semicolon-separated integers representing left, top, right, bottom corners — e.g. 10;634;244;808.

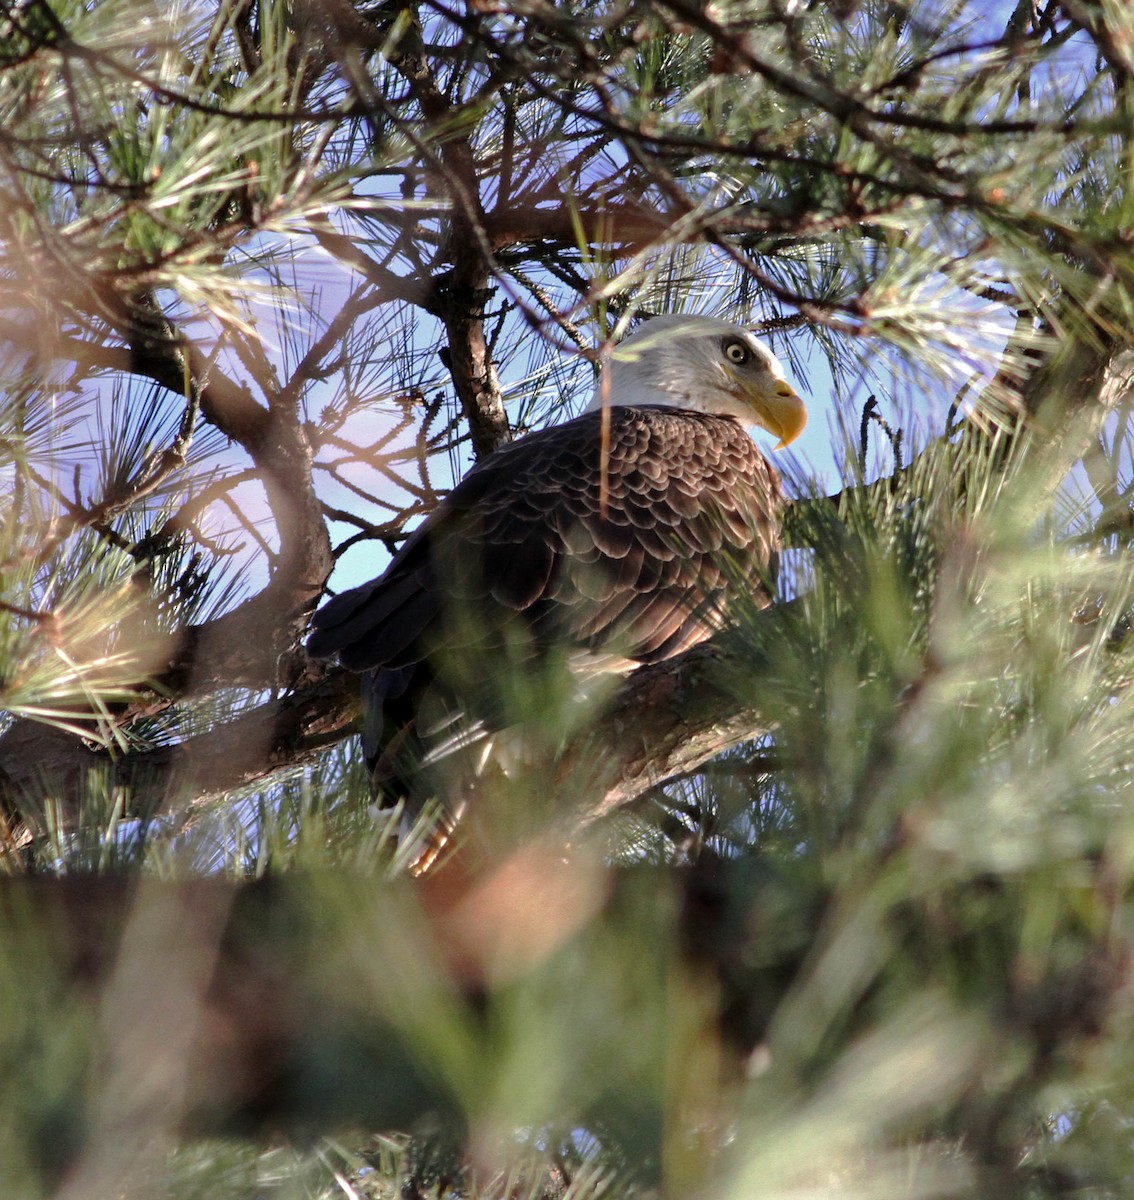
309;406;782;673
308;406;782;799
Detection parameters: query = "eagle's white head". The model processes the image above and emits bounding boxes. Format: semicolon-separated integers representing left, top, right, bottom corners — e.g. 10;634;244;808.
589;315;807;448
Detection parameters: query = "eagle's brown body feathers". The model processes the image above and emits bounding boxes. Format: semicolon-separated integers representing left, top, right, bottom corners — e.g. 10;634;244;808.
309;406;782;787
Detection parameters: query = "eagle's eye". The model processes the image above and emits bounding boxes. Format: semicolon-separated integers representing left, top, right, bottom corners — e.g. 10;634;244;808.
722;339;750;365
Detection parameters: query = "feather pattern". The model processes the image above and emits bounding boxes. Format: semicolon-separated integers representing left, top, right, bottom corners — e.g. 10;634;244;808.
308;405;783;780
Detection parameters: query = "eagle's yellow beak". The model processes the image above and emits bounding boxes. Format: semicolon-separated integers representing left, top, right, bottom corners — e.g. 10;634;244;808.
751;379;808;449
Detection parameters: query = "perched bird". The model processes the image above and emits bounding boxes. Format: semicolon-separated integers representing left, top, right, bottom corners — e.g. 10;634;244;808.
308;315;806;853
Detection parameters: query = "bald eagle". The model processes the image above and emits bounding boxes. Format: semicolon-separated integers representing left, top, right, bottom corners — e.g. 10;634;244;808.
308;316;806;845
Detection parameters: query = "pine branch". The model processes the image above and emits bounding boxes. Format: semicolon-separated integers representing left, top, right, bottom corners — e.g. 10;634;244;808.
4;337;1130;850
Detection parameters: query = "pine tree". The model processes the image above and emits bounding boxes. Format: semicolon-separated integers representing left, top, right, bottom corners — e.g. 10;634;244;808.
1;1;1134;1196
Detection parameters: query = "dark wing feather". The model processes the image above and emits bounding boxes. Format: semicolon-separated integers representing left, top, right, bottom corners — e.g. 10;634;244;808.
308;405;783;786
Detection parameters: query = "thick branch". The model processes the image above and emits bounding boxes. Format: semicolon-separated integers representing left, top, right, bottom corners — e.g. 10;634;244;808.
0;629;767;844
388;6;510;457
561;640;773;823
0;663;359;845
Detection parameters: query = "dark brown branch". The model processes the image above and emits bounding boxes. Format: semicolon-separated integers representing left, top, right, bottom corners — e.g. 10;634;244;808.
562;640;775;826
0;627;768;846
1059;0;1134;82
385;6;510;458
103;291;334;698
